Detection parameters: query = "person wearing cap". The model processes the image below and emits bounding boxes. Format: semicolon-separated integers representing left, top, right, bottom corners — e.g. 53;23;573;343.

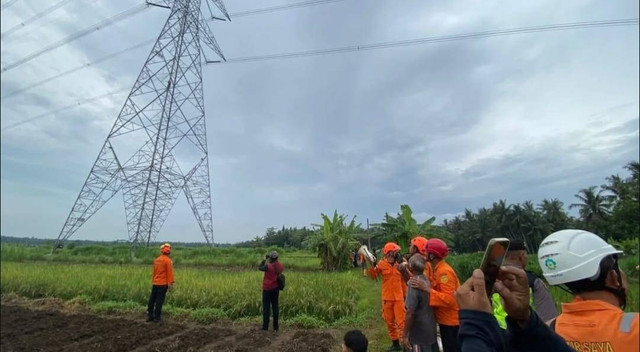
368;242;406;351
146;242;174;323
409;238;461;352
538;229;639;352
259;250;284;331
491;239;557;329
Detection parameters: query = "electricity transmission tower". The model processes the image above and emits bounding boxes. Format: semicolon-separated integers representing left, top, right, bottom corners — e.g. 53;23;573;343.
53;0;229;252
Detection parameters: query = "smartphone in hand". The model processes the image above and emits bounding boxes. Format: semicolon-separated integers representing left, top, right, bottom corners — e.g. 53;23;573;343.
479;238;510;297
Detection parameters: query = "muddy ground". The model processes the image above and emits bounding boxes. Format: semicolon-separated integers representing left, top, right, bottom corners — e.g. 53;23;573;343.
0;299;338;352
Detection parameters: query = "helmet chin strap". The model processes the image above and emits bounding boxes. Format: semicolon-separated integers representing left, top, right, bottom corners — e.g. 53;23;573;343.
608;264;627;309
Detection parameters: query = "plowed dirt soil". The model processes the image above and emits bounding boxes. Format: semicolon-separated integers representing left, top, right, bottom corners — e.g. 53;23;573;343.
0;301;337;352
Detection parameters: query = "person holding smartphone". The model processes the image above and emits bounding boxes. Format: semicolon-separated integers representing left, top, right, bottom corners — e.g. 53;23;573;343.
491;240;557;329
368;242;406;351
259;250;283;331
408;238;461;352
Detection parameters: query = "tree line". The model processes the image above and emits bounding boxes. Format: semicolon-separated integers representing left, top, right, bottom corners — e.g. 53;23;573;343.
239;160;638;270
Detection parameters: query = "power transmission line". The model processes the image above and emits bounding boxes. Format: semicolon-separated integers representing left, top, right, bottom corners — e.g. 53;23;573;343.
3;18;637;131
0;0;19;10
229;0;345;18
1;40;153;100
1;87;129;131
1;3;150;72
1;0;74;39
1;0;348;99
213;18;639;65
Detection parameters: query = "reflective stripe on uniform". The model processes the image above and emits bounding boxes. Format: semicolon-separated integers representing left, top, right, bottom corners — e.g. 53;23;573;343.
620;312;636;333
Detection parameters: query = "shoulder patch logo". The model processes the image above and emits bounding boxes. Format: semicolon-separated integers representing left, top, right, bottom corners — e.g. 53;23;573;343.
440;275;448;284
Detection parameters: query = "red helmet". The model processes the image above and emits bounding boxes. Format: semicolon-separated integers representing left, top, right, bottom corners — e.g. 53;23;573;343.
410;236;428;255
425;238;448;258
382;242;401;254
160;243;171;254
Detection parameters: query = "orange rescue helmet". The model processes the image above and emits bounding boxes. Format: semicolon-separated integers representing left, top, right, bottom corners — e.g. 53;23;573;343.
410;236;428;255
382;242;401;254
425;238;448;259
160;243;171;254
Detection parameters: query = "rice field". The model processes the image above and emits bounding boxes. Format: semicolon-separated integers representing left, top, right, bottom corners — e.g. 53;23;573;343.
0;261;365;325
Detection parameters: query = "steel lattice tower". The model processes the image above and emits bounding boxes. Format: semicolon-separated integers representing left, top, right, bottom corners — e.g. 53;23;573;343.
53;0;229;252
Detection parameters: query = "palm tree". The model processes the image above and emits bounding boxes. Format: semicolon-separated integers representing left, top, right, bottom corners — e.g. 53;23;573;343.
570;186;612;234
625;161;640;181
538;198;569;232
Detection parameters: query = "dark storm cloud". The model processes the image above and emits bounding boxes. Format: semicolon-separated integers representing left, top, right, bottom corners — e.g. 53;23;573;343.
1;0;638;242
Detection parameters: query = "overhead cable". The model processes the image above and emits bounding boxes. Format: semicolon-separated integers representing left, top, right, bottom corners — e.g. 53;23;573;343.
1;87;130;132
213;18;639;65
229;0;345;18
1;3;150;72
1;0;348;98
0;0;19;10
1;39;153;100
1;0;74;39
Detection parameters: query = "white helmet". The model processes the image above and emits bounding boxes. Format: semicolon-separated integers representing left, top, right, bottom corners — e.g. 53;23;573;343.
538;229;622;286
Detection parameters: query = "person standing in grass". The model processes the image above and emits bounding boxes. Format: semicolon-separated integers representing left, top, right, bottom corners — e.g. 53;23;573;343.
403;254;438;352
409;238;460;352
368;242;406;351
259;250;284;331
147;242;174;323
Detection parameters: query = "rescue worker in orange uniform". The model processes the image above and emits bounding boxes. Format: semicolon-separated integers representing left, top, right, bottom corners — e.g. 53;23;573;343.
399;236;431;282
409;238;461;352
147;243;175;323
369;242;406;351
538;230;639;352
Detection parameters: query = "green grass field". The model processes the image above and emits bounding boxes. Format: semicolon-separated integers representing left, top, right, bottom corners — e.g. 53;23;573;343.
0;244;321;270
0;242;637;343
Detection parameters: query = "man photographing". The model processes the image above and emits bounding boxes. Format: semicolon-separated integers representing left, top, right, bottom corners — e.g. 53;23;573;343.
259;250;284;331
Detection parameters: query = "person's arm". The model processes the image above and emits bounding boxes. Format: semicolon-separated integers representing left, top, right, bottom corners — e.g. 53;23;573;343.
531;278;558;322
454;269;505;352
368;260;390;280
258;256;268;271
505;308;575;352
429;270;459;309
459;310;505;352
398;263;412;283
166;258;175;289
403;308;416;350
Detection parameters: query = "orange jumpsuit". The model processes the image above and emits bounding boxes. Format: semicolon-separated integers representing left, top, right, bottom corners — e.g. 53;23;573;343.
555;297;639;352
370;259;405;340
429;260;460;326
152;254;175;286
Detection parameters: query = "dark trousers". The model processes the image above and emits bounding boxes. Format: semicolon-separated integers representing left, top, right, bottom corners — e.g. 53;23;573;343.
262;289;280;330
439;324;460;352
147;285;168;320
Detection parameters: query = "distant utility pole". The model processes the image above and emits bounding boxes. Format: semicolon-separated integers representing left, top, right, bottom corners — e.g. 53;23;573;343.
52;0;229;253
367;218;371;249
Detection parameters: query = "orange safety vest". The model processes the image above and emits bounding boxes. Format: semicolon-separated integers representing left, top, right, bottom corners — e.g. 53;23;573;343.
429;260;460;326
152;255;175;286
555;297;639;352
369;259;404;301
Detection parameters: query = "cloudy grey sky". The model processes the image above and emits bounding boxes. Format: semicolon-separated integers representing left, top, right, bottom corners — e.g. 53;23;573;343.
1;0;638;244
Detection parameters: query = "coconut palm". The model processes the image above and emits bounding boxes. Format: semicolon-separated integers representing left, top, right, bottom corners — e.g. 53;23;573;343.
570;186;612;234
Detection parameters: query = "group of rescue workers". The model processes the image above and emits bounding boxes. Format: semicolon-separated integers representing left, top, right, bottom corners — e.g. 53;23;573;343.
349;229;639;352
145;229;639;352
